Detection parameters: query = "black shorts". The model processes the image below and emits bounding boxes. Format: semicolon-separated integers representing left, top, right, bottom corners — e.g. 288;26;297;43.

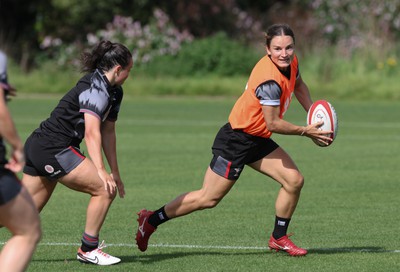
0;169;22;205
210;123;279;180
23;132;86;181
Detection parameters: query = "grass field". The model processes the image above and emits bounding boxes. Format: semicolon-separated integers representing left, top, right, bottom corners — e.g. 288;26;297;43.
1;95;400;271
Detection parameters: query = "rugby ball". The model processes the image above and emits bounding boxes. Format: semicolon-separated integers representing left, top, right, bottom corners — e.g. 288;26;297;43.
307;100;338;147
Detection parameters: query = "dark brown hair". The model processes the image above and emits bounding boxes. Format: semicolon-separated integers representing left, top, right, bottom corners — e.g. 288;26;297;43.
80;40;132;73
265;24;295;48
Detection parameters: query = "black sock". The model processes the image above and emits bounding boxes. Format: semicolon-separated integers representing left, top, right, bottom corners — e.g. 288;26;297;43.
272;216;291;240
81;232;99;252
148;206;170;228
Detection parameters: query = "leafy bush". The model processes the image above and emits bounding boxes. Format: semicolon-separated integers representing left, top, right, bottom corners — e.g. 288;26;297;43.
138;32;261;77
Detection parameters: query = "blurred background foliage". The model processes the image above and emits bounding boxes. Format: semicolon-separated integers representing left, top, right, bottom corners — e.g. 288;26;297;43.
0;0;399;99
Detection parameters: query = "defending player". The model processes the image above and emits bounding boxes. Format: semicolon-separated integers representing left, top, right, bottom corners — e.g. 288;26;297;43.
21;41;132;265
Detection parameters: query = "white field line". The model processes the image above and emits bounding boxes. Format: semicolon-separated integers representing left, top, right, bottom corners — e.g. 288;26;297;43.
1;241;399;253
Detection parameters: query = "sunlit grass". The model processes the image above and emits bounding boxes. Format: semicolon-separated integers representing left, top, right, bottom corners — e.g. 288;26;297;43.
1;97;400;271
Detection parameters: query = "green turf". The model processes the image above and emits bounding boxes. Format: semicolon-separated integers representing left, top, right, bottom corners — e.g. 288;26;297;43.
1;96;400;271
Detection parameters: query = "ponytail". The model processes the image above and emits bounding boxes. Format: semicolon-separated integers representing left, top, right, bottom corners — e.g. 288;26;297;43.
80;40;132;73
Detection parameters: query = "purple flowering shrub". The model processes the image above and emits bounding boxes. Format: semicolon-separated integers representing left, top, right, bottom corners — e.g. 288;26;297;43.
40;9;193;67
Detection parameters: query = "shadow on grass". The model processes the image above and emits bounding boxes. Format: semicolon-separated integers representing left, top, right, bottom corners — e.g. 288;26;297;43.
121;246;392;263
125;250;268;264
308;247;388;254
31;250;265;264
31;246;393;264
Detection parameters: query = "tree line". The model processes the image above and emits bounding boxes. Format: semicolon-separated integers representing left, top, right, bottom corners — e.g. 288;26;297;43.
0;0;399;71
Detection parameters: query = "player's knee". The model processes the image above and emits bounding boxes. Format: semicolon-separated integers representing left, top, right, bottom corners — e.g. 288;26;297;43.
33;227;42;245
293;173;304;190
93;185;117;200
199;197;222;209
104;189;117;202
28;221;42;245
110;189;117;201
287;173;304;193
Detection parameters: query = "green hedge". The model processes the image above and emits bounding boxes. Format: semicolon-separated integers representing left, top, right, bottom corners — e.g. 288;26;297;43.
8;35;400;100
137;32;261;77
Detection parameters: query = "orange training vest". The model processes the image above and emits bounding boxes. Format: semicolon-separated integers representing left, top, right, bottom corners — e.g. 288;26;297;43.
228;54;299;138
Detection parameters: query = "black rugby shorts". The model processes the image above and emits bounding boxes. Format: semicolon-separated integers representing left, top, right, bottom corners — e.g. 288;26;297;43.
0;170;22;205
23;132;86;181
210;123;279;180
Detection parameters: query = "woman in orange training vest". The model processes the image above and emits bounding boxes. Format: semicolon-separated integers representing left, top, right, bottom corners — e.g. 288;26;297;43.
135;24;332;256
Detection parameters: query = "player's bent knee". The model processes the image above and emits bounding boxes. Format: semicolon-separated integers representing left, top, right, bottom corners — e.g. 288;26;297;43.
285;173;304;193
90;183;118;199
24;220;42;244
96;190;117;202
199;197;222;210
31;227;42;244
110;190;117;201
293;174;305;190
